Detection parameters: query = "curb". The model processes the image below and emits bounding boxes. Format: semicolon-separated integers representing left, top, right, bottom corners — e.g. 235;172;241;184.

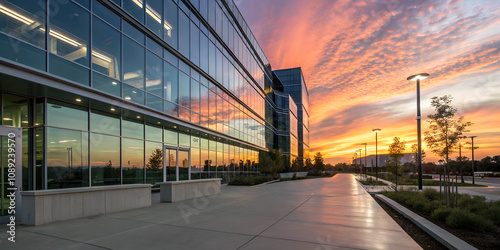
253;179;281;187
375;194;477;250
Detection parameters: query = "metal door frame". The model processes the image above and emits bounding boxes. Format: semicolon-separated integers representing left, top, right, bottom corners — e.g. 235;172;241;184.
0;126;22;219
163;145;191;182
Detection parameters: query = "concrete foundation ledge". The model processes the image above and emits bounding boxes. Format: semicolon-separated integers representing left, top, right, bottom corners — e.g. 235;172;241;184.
157;178;221;203
21;184;152;226
375;194;477;250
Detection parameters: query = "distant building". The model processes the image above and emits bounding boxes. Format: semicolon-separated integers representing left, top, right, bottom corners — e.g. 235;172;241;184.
354;153;416;168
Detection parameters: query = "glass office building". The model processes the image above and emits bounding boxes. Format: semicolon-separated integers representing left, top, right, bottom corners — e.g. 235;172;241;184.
0;0;307;218
274;68;310;168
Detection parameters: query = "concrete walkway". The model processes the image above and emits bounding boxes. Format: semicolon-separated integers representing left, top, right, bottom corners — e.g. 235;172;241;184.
0;174;420;249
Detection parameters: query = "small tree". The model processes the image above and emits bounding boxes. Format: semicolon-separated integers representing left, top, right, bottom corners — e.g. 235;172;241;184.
146;148;162;171
312;152;325;175
290;158;299;172
410;143;426;173
387;137;406;192
424;95;472;204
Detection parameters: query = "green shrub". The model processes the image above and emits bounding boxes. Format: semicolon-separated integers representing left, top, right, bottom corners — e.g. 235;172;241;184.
478;202;500;226
407;196;427;212
431;206;454;221
422;188;439;201
446;209;495;231
424;200;443;213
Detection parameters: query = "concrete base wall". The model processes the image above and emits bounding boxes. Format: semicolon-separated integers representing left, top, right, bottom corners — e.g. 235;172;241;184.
279;172;308;178
21;184;152;226
158;179;221;203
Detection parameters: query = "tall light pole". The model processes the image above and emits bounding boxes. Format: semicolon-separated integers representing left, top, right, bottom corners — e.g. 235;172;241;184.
357;149;362;178
469;136;477;185
372;129;381;182
360;143;367;176
407;73;429;190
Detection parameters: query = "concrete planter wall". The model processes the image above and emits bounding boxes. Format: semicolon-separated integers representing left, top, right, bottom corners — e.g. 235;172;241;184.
21;184;152;226
158;179;221;203
279;172;308;178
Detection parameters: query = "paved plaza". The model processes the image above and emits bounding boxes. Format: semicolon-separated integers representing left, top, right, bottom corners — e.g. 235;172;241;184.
0;174;420;249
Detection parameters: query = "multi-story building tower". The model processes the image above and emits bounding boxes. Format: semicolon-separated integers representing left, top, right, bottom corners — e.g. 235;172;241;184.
273;68;310;168
0;0;307;220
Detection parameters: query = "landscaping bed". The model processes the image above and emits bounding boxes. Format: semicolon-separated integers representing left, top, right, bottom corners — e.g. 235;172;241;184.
368;173;486;187
379;189;500;249
359;177;387;186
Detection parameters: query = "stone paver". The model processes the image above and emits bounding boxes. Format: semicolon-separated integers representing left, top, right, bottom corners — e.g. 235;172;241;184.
0;174;421;249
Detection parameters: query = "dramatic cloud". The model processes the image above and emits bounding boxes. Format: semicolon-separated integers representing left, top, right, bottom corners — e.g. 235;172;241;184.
237;0;500;163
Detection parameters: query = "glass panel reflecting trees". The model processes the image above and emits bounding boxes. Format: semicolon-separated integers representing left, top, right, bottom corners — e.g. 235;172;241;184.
122;138;144;184
90;133;120;186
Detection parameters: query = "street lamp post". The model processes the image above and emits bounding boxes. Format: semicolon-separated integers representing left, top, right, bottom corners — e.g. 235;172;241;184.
360;143;367;177
407;73;429;190
372;129;381;182
469;136;477;185
357;149;362;178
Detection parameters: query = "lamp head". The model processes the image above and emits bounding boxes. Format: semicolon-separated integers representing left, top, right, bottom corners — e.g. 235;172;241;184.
407;73;429;81
469;136;477;139
372;128;381;133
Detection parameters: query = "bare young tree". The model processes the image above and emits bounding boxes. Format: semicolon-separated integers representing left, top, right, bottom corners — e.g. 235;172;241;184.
388;137;406;192
424;95;472;205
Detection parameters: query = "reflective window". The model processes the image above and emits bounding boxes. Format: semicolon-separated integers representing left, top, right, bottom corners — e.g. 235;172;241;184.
200;33;209;73
145;0;162;37
200;84;208;117
178;11;189;57
92;0;120;29
47;101;88;131
123;0;144;23
123;20;145;44
191;79;200;113
123;37;145;89
146;51;163;97
147;37;162;56
216;49;222;83
0;0;46;49
164;129;178;146
49;54;90;86
190;22;199;66
178;71;190;108
165;101;178;117
178;150;189;181
163;0;177;49
49;1;89;67
191;147;200;179
123;84;145;105
122;119;144;139
165;148;176;181
122;138;144;184
179;133;190;147
1;93;28;128
147;94;163;112
92;17;121;80
47;128;89;189
145;124;162;142
92;72;121;97
90;111;120;136
146;141;162;185
164;62;178;103
90;133;120;185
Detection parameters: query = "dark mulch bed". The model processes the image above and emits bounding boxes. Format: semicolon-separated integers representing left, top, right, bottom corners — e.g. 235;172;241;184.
372;194;447;250
373;194;500;249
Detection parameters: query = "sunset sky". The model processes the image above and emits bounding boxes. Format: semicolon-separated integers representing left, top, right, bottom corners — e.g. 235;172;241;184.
236;0;500;164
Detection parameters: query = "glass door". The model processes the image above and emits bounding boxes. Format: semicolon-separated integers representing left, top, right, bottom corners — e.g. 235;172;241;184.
178;149;190;181
164;147;176;182
163;146;190;182
0;126;22;220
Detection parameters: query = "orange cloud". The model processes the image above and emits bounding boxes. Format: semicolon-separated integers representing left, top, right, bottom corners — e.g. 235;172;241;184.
237;0;500;163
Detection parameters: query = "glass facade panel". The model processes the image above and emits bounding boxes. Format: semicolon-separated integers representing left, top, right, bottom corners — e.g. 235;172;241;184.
123;84;145;105
90;133;120;186
123;0;144;23
147;93;163;112
92;72;121;97
47;101;88;131
146;51;163;97
165;148;176;181
178;150;189;181
145;124;162;142
92;17;121;80
49;54;90;86
178;71;190;108
122;119;144;139
164;62;178;103
145;141;162;185
90;111;120;136
92;0;120;29
145;0;162;37
164;129;177;146
190;21;199;66
163;0;177;48
123;37;145;89
178;10;189;57
0;0;46;49
47;128;89;189
122;138;144;184
49;1;90;67
179;133;190;147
